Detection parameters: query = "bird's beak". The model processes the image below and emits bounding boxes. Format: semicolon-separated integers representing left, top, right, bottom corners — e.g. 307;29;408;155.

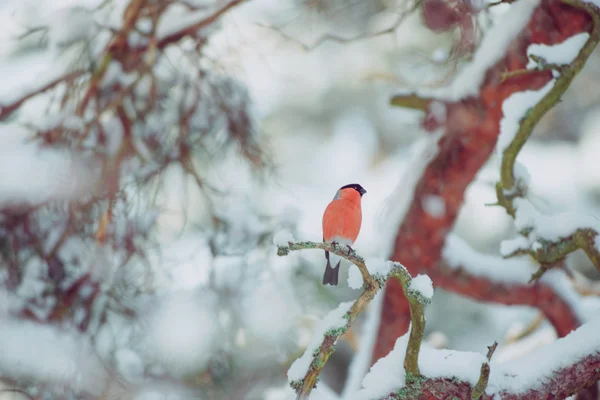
360;188;367;196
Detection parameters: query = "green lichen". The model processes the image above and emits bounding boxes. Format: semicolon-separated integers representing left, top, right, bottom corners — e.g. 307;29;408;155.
395;373;425;399
290;379;303;391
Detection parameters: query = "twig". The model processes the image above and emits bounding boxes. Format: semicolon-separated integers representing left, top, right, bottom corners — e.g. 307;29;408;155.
255;0;424;52
471;342;497;399
157;0;247;49
0;70;84;121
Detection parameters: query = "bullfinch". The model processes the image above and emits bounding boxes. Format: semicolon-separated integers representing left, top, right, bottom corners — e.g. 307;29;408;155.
322;183;367;285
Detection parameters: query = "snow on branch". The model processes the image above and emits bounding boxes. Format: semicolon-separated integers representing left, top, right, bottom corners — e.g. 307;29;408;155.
494;0;600;279
276;239;432;399
358;313;600;400
375;0;600;362
0;316;108;396
442;234;600;330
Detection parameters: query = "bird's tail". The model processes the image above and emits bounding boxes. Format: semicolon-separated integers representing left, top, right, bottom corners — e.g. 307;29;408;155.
323;250;340;286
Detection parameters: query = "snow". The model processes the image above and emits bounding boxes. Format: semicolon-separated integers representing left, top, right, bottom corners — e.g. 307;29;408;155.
264;383;340;400
138;290;220;377
409;274;434;300
356;329;486;400
527;33;590;69
396;0;540;101
287;301;353;383
273;230;296;247
355;315;600;398
444;234;600;322
444;234;535;283
242;278;301;344
0;49;75;107
487;315;600;394
45;6;95;48
498;29;590;160
378;130;443;256
0;317;108;395
421;195;446;219
114;348;145;383
348;257;395;289
0;125;99;208
499;235;530;256
499;196;600;260
341;291;384;399
157;4;218;41
496;79;556;158
512;198;600;242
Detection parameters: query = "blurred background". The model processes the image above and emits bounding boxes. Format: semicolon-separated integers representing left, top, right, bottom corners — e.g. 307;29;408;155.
0;0;600;399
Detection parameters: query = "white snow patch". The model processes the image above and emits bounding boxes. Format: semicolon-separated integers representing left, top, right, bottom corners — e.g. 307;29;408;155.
527;33;590;69
115;348;145;383
444;234;599;322
0;318;108;395
0;125;99;208
287;301;353;383
341;291;384;399
273;230;296;247
409;274;434;300
497;79;556;157
348;257;395;289
444;234;535;283
356;329;486;399
356;315;600;398
513;198;600;242
499;235;530;256
395;0;540;101
139;290;219;377
487;315;600;394
422;195;446;219
378;130;443;256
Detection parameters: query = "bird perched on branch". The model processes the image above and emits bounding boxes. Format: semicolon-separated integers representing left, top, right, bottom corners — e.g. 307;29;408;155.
322;183;366;285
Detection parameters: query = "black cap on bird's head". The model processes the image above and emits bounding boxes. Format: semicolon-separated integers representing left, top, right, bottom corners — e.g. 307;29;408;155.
340;183;366;196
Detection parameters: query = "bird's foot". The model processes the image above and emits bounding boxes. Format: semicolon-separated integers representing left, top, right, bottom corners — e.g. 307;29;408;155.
346;244;356;257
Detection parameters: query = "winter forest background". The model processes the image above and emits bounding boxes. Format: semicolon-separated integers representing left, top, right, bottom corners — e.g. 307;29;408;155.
1;0;600;399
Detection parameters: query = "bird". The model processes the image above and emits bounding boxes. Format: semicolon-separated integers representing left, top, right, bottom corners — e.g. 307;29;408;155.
322;183;367;285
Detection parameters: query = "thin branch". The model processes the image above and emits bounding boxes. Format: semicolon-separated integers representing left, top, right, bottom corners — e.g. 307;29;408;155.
498;0;600;195
494;0;600;280
0;70;84;121
471;342;497;400
157;0;247;49
277;240;429;399
255;0;424;52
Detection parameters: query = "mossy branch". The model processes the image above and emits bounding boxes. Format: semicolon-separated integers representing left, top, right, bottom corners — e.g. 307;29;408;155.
496;0;600;280
498;0;600;195
471;342;497;400
277;240;431;399
390;94;432;111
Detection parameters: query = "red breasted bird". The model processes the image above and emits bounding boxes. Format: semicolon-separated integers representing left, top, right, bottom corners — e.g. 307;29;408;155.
322;183;366;285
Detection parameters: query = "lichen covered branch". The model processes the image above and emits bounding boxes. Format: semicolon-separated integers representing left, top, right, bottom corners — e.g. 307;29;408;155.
277;240;431;399
375;0;599;362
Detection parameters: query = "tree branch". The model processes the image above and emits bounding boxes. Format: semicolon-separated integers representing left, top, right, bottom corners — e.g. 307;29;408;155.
0;71;84;122
493;0;600;279
374;0;599;363
277;240;430;399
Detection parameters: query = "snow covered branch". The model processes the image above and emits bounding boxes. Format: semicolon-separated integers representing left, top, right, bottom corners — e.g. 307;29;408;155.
360;315;600;399
276;239;433;399
375;0;600;362
494;0;600;279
